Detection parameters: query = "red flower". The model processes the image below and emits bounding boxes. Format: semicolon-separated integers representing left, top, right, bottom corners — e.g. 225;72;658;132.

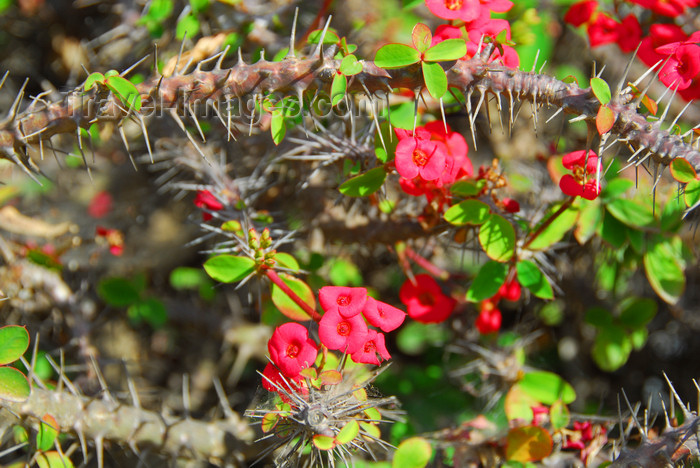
425;0;481;22
475;300;501;334
559;150;601;200
431;25;464;47
629;0;697;17
399;274;456;324
501;197;520;213
656;34;700;90
563;0;597;27
88;191;113;218
362;297;406;332
615;15;642;53
319;286;368;318
351;329;391;365
586;13;618;48
319;308;368;354
498;279;521;301
261;362;308;400
194;190;224;221
268;323;318;378
395;137;447;181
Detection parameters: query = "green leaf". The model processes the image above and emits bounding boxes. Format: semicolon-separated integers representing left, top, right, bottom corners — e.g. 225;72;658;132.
128;298;167;328
313;434;336;450
339;167;386;197
331;73;347;106
189;0;208;14
0;367;30;402
176;14;200;40
105;76;141;112
307;29;340;45
660;198;684;232
526;203;579;251
203;255;256;283
274;252;300;272
644;237;685;304
423;38;467;62
421;61;447;99
584;307;613;328
600;211;628;248
270;108;286;145
506;426;552;462
606;199;655;228
505;385;539;422
444;199;490;226
518;371;576;405
374;43;421;69
516;260;553;300
574;198;602;244
336;420;360;445
450;180;482;197
549;400;570;430
618;297;657;329
329;258;363;286
596;105;615;135
84;72;105;91
37;414;59;452
261;412;279;433
170;267;207;290
411;23;432;53
271;273;315;321
339;54;363;76
97;277;141;307
393;437;432;468
600;178;634;202
0;326;29;365
36;451;75;468
466;261;507;302
684;179;700;208
590;77;611;105
143;0;173;22
670;158;697;183
629;327;648;350
592;325;632;371
479;214;515;262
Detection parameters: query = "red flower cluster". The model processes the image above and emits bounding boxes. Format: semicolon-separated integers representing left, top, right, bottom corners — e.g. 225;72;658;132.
263;322;318;396
95;226;124;256
564;1;700;99
396;122;473;210
318;287;406;365
558;150;601;200
425;3;519;68
475;278;520;334
194;190;224;221
399;274;456;324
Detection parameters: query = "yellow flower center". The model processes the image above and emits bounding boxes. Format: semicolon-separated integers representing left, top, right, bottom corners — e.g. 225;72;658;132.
445;0;463;10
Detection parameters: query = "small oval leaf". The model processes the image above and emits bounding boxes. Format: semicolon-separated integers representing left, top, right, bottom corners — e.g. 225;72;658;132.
374;43;421;69
271;273;315;321
516;260;554;300
423;38;467;62
506;426;553;462
479;214;515;262
37;414;59;452
590;77;611;105
466;261;507;302
336;419;360;445
421;61;447;100
519;371;576;405
393;437;432;468
0;367;30;402
0;326;29;365
411;23;432;53
203;255;256;283
670;157;697;183
339;167;387;197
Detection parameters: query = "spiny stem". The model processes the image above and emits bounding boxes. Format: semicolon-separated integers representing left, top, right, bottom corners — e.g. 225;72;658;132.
399;243;450;281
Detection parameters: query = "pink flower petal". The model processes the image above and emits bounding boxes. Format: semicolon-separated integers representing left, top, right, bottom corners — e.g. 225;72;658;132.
559;174;584;198
362;297;406;332
319;309;368;354
319;286;368;318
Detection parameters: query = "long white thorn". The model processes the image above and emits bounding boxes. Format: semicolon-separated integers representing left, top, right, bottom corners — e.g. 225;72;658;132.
288;7;299;58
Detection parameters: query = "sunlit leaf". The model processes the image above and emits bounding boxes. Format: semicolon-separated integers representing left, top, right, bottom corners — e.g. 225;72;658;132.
374;44;421;68
271;273;315;321
36;414;59;452
644;237;685;304
411;23;432;53
518;371;576;405
0;326;29;365
313;434;336;450
479;214;515;262
0;367;30;402
203;255;256;283
444;199;490;226
549;400;570;430
421;61;447;99
516;260;553;299
331;73;347;107
590;77;611;105
596;105;615;134
336;420;360;445
592;325;632;371
393;437;432;468
670;158;697;184
618;297;657;329
423;38;467;62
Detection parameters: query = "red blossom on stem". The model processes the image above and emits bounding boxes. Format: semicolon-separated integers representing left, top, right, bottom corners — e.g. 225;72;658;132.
558;150;601;200
475;299;501;334
351;329;391;365
425;0;481;22
395;137;447;182
318;286;368;318
318;308;368;354
268;323;318;378
361;297;406;332
563;0;597;27
261;362;308;400
399;274;456;324
586;13;618;48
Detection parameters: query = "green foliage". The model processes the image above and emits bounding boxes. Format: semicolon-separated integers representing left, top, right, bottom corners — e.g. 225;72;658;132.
590;77;611;105
339;167;387;197
98;276;168;328
516;260;553;300
479;214;515;262
393;437;432;468
466;261;507;302
203;255;256;282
